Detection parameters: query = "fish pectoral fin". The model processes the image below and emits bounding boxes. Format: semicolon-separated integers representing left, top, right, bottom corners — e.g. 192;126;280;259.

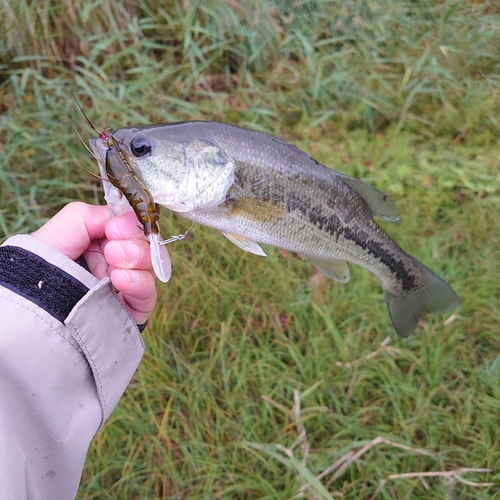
337;173;400;223
301;256;350;283
228;197;288;223
222;232;267;257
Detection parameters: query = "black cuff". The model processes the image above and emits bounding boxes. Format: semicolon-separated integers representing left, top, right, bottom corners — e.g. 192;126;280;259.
137;321;148;333
0;246;89;323
75;254;91;273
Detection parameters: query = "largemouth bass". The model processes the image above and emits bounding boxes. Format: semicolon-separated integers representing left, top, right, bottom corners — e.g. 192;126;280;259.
89;121;460;337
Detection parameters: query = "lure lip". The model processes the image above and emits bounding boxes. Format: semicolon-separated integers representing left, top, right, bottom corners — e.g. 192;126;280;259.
148;233;172;283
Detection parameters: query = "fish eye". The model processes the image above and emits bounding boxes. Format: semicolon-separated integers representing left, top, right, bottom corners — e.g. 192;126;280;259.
130;137;152;157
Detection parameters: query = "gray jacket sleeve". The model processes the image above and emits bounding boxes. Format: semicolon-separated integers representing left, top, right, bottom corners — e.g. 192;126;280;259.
0;235;145;500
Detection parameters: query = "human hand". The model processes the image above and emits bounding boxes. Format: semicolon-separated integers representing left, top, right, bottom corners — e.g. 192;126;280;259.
31;202;157;325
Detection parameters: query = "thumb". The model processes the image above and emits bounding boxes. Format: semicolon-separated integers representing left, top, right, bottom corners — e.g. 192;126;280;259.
31;202;113;260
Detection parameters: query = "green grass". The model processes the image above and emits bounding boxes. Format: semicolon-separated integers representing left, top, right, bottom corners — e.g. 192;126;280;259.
75;129;499;499
1;0;500;498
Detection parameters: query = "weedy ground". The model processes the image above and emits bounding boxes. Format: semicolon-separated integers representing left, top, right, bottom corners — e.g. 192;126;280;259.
1;1;499;498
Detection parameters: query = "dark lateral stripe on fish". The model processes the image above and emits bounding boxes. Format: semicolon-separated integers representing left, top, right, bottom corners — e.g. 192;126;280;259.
286;193;417;292
338;226;417;292
233;161;417;293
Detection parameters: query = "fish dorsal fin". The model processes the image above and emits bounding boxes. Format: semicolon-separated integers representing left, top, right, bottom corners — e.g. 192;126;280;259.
337;173;399;222
300;255;350;283
222;232;267;257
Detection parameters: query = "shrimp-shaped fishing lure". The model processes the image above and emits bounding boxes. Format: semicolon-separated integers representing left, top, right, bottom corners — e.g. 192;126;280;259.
77;102;171;282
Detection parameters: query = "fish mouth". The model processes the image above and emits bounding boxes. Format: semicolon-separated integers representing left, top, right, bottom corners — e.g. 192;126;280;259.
88;137;107;165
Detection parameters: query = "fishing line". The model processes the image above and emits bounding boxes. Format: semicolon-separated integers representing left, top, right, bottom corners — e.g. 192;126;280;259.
160;221;195;245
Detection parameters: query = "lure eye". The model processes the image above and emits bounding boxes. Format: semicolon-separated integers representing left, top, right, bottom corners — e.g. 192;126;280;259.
130;137;152;157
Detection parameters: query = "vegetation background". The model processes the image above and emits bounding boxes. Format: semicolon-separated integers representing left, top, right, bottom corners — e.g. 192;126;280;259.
1;0;499;498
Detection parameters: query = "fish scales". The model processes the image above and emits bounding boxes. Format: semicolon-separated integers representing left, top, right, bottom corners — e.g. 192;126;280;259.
226;157;417;294
90;121;460;337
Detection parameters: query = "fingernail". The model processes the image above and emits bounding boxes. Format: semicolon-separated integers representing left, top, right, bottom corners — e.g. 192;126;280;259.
124;269;141;285
117;241;141;263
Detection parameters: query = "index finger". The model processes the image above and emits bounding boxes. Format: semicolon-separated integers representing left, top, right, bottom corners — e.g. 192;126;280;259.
105;211;149;242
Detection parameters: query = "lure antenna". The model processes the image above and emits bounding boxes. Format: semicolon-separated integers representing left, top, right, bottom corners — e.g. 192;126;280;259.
73;125;106;169
72;94;108;140
73;160;109;182
72;126;108;181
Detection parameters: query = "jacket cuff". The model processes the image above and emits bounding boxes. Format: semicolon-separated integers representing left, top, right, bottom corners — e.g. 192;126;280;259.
65;280;144;424
1;234;144;425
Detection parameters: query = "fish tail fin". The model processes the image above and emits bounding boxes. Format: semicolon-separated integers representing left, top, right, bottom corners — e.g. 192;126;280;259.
383;264;461;337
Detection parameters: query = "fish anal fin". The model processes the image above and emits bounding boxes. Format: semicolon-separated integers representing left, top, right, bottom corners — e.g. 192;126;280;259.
301;255;350;283
222;232;267;257
338;173;399;222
